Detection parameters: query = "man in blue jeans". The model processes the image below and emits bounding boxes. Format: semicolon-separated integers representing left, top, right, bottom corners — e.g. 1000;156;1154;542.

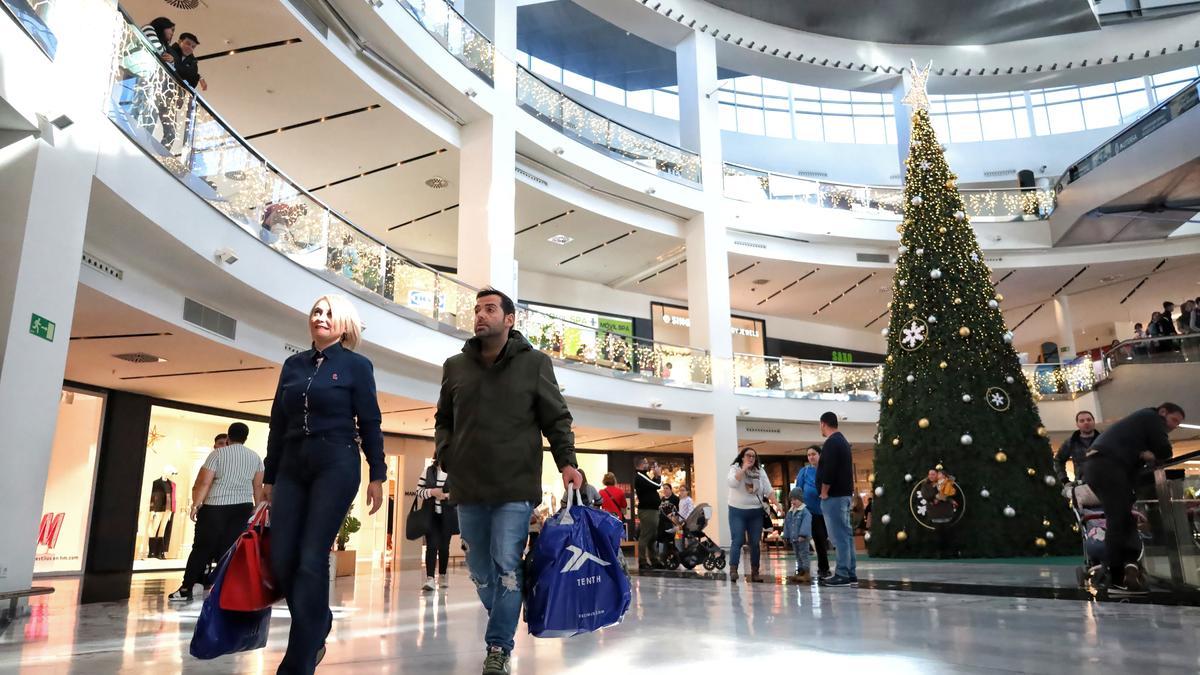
436;288;582;675
816;411;857;587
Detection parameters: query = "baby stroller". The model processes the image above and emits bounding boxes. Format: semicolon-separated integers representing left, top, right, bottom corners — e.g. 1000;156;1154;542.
1069;482;1149;590
661;504;727;572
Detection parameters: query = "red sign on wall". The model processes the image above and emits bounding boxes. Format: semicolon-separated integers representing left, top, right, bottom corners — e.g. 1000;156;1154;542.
37;513;65;550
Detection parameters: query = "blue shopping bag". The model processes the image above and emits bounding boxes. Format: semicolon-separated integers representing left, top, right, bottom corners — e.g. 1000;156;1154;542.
190;545;272;659
525;487;631;638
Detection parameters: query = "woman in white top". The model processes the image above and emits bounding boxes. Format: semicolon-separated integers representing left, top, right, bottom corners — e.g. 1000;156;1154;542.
727;447;777;582
415;458;454;591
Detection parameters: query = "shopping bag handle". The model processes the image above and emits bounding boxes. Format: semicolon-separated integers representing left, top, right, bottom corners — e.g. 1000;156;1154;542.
559;485;584;525
247;501;270;528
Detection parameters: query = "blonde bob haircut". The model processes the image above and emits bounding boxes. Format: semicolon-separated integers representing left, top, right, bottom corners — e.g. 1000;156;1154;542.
310;294;363;350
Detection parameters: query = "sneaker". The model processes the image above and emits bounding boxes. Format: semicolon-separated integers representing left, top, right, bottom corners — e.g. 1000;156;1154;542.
167;588;192;602
818;570;833;580
439;576;449;589
819;575;852;587
421;577;436;591
848;575;859;587
1121;564;1148;593
482;646;511;675
1107;583;1149;597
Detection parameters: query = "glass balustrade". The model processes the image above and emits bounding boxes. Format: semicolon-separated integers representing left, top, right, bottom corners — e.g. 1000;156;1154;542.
723;162;1055;222
1019;359;1096;400
1103;334;1200;375
395;0;494;82
2;0;63;58
517;67;702;185
103;11;711;385
1137;450;1200;590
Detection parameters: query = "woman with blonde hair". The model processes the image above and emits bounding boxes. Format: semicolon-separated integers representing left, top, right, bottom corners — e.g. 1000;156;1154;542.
263;294;385;673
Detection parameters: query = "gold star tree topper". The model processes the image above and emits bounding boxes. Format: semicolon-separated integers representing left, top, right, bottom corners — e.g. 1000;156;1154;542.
902;59;933;110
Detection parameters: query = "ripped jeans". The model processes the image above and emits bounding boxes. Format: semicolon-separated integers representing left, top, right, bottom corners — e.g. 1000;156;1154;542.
457;501;535;653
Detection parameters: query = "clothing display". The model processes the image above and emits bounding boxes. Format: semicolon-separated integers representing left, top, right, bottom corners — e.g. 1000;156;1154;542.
146;476;176;559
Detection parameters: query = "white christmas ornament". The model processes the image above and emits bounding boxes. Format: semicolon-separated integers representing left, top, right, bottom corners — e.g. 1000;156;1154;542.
919;160;931;170
960;434;973;445
881;514;892;525
1045;531;1055;540
1003;506;1016;517
904;473;913;482
906;374;915;383
962;394;972;403
1044;475;1057;486
928;315;938;324
970;252;980;262
1005;375;1015;384
911;195;924;205
953;210;965;220
864;531;872;542
874;486;884;497
899;279;907;287
901;321;927;350
930;269;942;280
980;488;990;498
1003;331;1014;343
898;245;908;254
881;327;889;337
916;248;925;256
988;299;999;309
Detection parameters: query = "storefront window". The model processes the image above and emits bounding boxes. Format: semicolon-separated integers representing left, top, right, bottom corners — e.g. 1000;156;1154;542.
34;389;104;575
134;406;269;571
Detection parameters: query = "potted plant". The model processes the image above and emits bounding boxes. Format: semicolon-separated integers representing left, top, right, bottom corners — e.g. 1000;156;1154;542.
333;514;360;577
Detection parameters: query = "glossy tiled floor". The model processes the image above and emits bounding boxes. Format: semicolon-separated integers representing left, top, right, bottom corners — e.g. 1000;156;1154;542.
3;560;1200;674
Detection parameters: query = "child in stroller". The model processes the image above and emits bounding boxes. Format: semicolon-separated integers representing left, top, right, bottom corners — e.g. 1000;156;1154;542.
658;503;727;572
1069;482;1150;591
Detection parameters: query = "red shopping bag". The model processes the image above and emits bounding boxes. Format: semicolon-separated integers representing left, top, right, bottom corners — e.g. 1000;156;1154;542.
219;503;281;612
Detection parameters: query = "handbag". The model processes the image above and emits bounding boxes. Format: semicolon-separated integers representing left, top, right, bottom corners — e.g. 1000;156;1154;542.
599;488;625;522
190;547;272;659
219;503;280;612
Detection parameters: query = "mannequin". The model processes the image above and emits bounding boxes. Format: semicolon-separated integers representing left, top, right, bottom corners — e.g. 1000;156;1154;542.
147;465;177;559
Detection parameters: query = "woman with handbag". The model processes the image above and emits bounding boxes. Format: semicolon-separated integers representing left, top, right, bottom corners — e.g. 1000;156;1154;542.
727;447;777;583
598;472;627;522
262;294;385;674
415;458;455;591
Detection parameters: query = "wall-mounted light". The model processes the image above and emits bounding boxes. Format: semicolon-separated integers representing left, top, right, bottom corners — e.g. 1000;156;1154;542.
553;147;565;156
214;248;239;265
649;399;663;409
464;88;478;98
645;187;656;195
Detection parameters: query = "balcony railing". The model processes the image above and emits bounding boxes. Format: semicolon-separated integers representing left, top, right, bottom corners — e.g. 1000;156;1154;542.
723;163;1056;222
2;0;62;58
395;0;494;82
1103;334;1200;375
517;67;702;185
104;9;711;387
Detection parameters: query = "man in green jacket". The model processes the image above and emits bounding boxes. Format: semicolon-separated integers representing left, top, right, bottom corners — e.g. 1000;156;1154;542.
436;288;581;675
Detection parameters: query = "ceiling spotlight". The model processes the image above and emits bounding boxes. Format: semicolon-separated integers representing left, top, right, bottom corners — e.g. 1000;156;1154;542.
425;176;450;189
214;248;238;265
553;147;565;156
547;234;573;246
738;407;751;416
645;187;656;195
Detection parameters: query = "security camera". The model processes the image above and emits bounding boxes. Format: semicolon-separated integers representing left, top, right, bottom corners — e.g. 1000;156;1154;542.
739;407;751;416
465;88;478;98
214;248;238;265
645;187;656;195
553;147;565;156
649;399;664;409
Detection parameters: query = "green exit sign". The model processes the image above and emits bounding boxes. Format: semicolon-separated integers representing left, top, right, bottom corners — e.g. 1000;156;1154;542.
29;314;56;342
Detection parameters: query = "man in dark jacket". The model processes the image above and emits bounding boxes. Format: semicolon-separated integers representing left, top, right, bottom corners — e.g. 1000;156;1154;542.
816;411;857;587
161;33;205;148
1054;410;1097;483
1084;402;1185;595
435;288;581;675
634;457;662;569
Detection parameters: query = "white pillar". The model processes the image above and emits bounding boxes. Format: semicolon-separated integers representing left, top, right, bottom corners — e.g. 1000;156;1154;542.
891;78;913;177
1054;295;1077;360
676;31;739;546
456;0;518;296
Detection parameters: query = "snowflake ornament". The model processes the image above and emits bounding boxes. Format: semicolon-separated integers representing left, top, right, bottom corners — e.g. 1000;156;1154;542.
970;252;979;262
900;320;928;350
986;386;1011;411
919;160;931;170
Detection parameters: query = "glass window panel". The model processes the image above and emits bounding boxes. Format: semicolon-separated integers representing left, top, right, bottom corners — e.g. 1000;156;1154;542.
978;97;1010;111
1116;77;1145;92
1047;101;1085;133
854;116;886;144
765;110;791;138
823;115;854;142
1154;82;1188;102
735;76;762;93
626;89;653;113
1082;96;1121;129
850;91;882;102
853;103;883;115
980;110;1016;140
821;87;851;102
822;101;852;115
1044;87;1079;103
1152;66;1198;85
718;89;736;103
947;113;982;142
737;106;765;135
1011;95;1027;108
719;103;738;131
764;96;789;111
1014;109;1031;138
794;100;821;112
593;81;625;105
653;90;679;119
530;56;561;82
929;101;947;114
793;113;823;141
792;84;820;100
1032;106;1050;135
1117;90;1149;121
1079;83;1116;99
562;70;592;94
662;85;678;93
736;93;763;108
930;114;951;140
762;78;790;97
1030;92;1045;105
946;99;977;113
945;93;974;101
885;118;897;144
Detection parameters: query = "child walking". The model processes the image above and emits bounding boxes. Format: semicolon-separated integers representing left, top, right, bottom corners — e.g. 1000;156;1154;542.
784;488;813;583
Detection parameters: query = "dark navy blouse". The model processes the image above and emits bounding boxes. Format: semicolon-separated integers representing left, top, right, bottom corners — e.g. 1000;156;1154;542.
265;341;385;484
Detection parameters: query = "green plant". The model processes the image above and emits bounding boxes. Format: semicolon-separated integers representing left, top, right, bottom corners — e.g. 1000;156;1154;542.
336;514;361;551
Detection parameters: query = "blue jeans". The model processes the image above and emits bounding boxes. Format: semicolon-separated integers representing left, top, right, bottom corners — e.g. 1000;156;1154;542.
791;538;811;574
823;496;857;579
270;437;362;675
727;506;763;570
458;502;534;653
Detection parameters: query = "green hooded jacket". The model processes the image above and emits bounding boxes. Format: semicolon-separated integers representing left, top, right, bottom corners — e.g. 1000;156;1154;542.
435;330;577;504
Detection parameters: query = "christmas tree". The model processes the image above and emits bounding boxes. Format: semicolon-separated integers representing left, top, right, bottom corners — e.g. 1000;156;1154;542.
867;63;1075;558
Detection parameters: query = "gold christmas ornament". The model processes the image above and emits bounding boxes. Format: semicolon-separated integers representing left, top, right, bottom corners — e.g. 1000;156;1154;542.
868;472;876;483
939;361;948;369
1072;523;1080;533
994;451;1008;463
907;302;915;310
945;179;956;189
886;355;894;363
953;297;962;305
935;463;944;471
995;293;1005;302
1037;426;1047;437
1042;519;1051;528
1027;468;1036;476
959;326;971;337
892;437;901;446
897;224;905;234
896;530;908;542
939;226;948;234
1035;537;1047;549
887;397;894;406
918;418;930;429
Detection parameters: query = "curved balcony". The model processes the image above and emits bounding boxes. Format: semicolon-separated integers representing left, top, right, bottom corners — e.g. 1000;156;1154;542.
396;0;494;82
723;162;1057;223
103;9;711;388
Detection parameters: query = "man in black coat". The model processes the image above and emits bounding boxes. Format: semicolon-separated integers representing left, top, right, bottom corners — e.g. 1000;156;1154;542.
1054;410;1098;483
162;33;206;147
1084;402;1185;595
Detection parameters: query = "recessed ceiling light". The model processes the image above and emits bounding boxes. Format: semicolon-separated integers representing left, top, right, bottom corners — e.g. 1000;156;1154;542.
548;234;573;246
425;176;450;189
1098;274;1122;283
751;279;769;285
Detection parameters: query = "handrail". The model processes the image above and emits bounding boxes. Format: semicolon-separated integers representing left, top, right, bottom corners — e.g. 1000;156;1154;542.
394;0;494;82
1103;333;1200;372
1059;75;1200;187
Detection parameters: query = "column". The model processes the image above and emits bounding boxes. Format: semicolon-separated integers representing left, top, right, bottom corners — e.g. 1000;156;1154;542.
1053;295;1077;360
456;0;518;297
890;77;913;177
677;32;739;545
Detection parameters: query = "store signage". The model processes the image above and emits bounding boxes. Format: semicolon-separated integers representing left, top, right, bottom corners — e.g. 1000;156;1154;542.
30;313;56;342
660;311;760;338
831;350;854;363
406;290;446;313
37;513;65;550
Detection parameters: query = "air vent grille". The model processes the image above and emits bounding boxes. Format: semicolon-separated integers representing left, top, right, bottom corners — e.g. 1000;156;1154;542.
515;167;549;187
183;298;237;340
734;240;768;249
983;169;1017;177
81;251;123;280
743;425;782;434
796;169;829;178
113;352;164;363
637;417;672;432
856;252;890;263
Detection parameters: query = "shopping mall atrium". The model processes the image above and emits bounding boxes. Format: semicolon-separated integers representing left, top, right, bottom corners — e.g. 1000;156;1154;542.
2;0;1200;672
